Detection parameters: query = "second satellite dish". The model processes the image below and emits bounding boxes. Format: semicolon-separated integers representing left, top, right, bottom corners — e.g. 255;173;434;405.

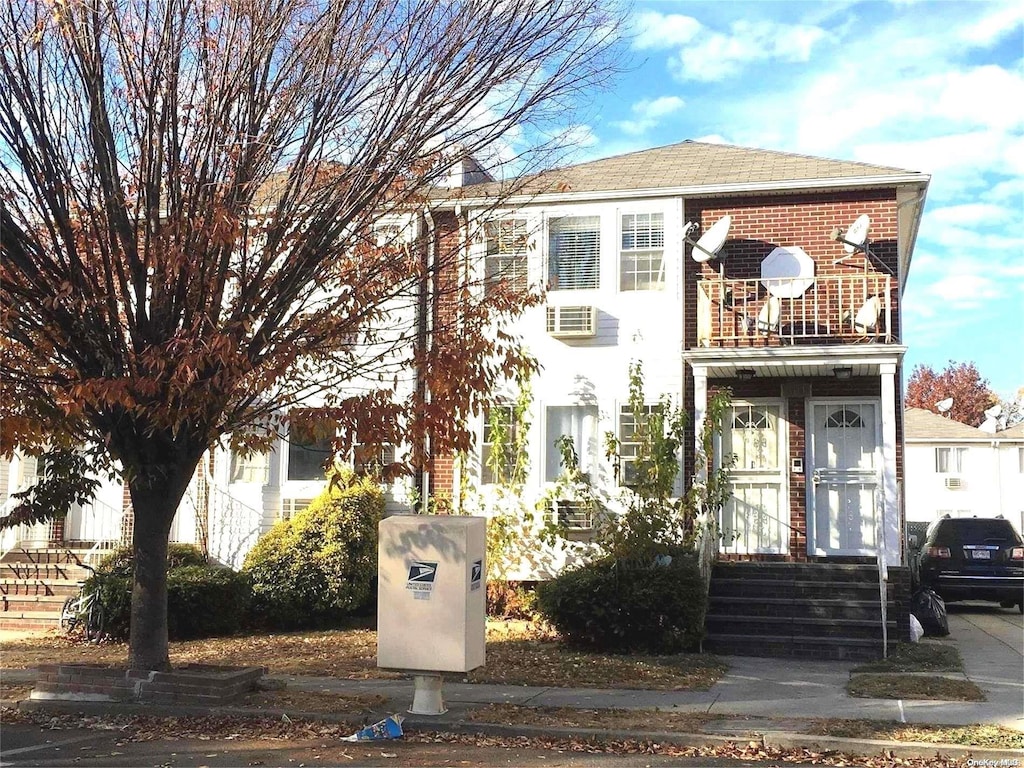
688;215;732;262
844;214;871;254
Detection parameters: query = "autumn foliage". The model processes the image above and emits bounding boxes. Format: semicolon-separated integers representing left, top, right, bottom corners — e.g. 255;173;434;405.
905;362;998;427
0;0;622;670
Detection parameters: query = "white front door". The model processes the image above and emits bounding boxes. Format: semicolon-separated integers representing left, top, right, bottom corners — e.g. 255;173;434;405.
721;401;788;554
809;401;880;556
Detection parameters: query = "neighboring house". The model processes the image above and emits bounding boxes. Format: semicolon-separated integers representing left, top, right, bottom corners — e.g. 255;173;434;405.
904;407;1024;534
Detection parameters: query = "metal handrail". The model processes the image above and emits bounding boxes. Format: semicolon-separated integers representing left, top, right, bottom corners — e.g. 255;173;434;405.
697;274;894;346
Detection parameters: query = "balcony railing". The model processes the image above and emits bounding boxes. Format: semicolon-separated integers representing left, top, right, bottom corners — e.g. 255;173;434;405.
696;274;894;347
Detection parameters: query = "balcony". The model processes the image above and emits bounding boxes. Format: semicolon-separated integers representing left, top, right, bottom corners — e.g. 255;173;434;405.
696;274;894;348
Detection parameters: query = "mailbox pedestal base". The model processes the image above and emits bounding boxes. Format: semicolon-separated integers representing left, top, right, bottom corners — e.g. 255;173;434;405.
409;674;446;715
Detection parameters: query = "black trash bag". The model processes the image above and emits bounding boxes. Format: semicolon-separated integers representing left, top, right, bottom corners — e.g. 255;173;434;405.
910;587;949;637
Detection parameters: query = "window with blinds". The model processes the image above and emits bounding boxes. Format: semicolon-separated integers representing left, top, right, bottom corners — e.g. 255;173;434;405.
484;218;528;295
548;216;599;290
620;213;664;291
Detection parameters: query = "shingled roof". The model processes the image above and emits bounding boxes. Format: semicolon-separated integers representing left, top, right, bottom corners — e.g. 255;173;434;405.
904;407;991;441
448;140;926;200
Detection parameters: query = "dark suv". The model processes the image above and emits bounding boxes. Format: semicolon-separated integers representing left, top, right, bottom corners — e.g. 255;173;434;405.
918;516;1024;612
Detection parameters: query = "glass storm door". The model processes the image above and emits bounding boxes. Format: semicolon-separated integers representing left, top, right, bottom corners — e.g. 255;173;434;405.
809;402;880;556
721;403;787;554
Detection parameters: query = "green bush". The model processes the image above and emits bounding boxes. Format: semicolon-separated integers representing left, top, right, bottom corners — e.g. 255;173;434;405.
242;473;384;630
536;548;706;653
167;566;251;639
96;542;206;578
86;563;249;641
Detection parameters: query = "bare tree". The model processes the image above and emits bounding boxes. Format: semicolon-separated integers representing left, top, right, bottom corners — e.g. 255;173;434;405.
0;0;623;670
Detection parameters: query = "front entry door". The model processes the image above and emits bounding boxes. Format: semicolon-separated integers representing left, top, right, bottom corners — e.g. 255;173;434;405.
809;401;880;556
721;402;787;554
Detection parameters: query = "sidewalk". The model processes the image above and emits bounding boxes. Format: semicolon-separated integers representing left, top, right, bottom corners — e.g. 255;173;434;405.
4;610;1022;762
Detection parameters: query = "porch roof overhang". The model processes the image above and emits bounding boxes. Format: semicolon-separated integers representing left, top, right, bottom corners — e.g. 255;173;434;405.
683;344;907;380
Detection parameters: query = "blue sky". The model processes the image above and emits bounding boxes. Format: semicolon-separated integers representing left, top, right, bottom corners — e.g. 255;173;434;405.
563;0;1024;400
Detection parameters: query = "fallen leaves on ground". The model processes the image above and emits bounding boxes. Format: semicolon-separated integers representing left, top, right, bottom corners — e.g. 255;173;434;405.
810;719;1024;750
847;675;985;702
0;620;725;691
852;643;963;674
0;707;973;767
466;703;718;731
240;690;388;714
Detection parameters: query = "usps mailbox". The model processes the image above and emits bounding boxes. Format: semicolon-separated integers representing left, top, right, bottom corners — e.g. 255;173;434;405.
377;515;486;712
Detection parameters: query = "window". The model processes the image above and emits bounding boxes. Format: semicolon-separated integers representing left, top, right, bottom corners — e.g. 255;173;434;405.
826;408;864;428
484;218;528;295
620;213;664;290
729;405;780;470
548;216;599;290
353;443;396;477
230;451;270;484
617;404;661;487
481;405;517;485
287;421;335;481
935;447;965;474
545;405;599;482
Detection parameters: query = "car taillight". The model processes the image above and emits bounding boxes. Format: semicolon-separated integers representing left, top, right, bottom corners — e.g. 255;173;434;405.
926;547;951;558
1011;547;1024;560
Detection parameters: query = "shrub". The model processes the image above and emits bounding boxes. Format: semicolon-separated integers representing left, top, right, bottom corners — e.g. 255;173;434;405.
243;472;383;629
536;548;705;654
167;566;251;639
87;563;249;640
96;542;206;577
487;580;538;619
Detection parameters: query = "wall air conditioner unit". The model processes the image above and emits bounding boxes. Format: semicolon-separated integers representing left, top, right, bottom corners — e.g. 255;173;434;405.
944;477;963;490
546;305;597;338
552;501;594;531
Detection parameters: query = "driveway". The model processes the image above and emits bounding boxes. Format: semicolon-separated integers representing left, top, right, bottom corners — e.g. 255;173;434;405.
939;602;1023;731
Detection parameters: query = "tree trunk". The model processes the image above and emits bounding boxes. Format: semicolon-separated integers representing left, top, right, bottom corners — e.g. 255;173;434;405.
126;461;200;671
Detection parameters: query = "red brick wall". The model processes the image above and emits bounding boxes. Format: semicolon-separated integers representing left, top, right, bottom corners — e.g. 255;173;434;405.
686;190;900;345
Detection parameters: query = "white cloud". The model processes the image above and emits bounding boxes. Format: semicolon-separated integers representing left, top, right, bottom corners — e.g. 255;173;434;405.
614;96;685;136
957;0;1024;45
668;19;827;82
632;11;701;49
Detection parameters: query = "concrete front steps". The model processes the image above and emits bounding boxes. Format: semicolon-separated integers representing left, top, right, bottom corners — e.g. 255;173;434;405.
705;562;911;662
1;547;94;632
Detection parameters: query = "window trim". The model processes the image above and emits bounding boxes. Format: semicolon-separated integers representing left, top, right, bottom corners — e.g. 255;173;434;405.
547;215;600;291
483;217;529;296
934;446;966;474
619;211;665;291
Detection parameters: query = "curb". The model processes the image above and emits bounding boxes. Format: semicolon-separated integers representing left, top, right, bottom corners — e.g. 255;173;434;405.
9;697;1022;763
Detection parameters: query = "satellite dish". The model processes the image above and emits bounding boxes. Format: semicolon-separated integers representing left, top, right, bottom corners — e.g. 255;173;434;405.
688;215;732;262
984;404;1002;418
935;398;953;414
844;214;871;255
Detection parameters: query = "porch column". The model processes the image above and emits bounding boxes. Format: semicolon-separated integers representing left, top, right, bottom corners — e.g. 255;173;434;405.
692;367;708;482
880;362;899;570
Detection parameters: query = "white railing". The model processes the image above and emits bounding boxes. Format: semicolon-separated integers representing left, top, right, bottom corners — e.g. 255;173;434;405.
697;274;893;347
73;497;124;565
179;463;265;570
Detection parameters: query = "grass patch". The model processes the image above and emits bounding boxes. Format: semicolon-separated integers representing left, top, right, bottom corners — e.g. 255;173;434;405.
466;703;718;731
811;718;1024;750
240;689;387;714
852;642;962;673
847;674;984;701
0;620;725;692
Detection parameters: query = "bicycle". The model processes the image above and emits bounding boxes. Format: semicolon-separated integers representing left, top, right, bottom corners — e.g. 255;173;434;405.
60;565;105;641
